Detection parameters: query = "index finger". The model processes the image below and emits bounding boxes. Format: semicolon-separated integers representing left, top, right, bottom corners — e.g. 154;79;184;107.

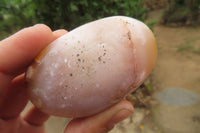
0;29;68;118
0;24;53;95
0;24;53;75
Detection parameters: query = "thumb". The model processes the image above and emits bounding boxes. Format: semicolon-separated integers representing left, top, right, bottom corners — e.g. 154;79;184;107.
64;100;133;133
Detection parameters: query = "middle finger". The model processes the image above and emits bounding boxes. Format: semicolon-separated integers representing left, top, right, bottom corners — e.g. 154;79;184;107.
0;74;28;119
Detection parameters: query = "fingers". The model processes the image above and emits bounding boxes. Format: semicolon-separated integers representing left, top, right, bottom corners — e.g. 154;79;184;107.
0;74;28;119
0;24;54;96
64;100;133;133
0;24;54;75
0;73;12;105
23;106;49;126
0;27;67;123
53;29;68;40
0;117;46;133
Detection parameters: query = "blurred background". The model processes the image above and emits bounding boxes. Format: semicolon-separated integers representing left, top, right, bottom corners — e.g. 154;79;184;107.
1;0;199;38
1;0;200;133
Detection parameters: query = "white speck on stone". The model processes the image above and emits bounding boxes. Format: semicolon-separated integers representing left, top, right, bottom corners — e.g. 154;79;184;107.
133;48;136;54
61;104;66;108
63;96;67;100
97;43;102;47
33;88;40;95
36;99;42;108
68;61;71;68
47;87;51;90
122;82;127;86
96;84;100;88
59;82;63;86
54;63;58;68
64;59;68;63
97;42;107;47
43;94;48;99
50;71;54;76
75;88;78;90
49;50;58;56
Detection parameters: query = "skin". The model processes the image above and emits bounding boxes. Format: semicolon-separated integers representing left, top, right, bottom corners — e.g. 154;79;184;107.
0;24;133;133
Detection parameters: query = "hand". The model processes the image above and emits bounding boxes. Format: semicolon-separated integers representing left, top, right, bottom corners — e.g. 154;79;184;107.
0;24;134;133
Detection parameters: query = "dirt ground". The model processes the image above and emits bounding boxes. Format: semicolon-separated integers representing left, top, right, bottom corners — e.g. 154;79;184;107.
152;25;200;93
151;24;200;133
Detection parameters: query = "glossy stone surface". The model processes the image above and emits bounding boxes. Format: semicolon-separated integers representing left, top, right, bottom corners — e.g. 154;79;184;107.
26;16;157;118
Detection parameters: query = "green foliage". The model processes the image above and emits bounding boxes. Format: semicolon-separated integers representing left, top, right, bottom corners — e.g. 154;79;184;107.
146;20;158;31
0;0;36;33
162;0;200;26
32;0;146;30
0;0;146;37
144;81;154;93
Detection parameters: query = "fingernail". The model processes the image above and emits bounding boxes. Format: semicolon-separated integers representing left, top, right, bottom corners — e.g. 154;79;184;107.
108;109;133;129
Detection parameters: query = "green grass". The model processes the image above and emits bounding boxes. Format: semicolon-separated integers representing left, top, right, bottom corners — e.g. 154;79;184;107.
177;44;193;52
146;20;158;31
144;81;154;93
177;37;200;55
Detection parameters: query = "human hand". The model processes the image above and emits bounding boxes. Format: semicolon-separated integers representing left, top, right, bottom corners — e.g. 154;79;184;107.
0;24;133;133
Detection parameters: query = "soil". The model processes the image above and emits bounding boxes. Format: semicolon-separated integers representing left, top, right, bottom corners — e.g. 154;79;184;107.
152;25;200;94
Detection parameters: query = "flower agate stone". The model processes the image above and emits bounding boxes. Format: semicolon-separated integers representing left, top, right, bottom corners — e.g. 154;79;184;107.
26;16;157;118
